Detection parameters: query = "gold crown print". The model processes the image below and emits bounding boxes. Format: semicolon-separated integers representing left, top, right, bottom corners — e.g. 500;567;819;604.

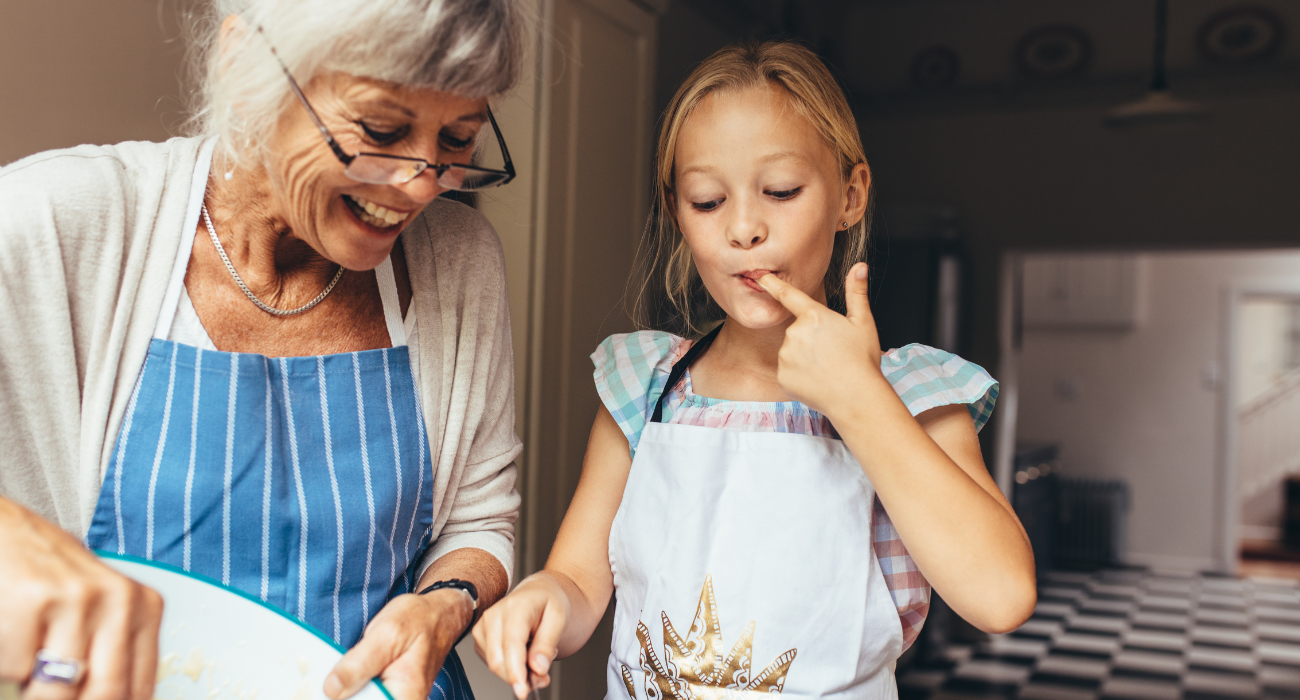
621;575;797;699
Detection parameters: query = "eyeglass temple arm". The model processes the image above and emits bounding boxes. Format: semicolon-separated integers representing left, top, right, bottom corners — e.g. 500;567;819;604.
256;26;355;165
486;107;515;176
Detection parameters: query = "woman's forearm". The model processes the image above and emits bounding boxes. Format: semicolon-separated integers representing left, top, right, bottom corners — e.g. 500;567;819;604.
829;377;1036;633
418;547;510;633
328;548;511;700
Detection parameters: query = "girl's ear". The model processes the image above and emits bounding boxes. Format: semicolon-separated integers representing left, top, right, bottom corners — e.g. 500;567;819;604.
841;163;872;228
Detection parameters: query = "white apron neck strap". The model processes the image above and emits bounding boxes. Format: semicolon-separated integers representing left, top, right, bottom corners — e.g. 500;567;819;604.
375;256;407;347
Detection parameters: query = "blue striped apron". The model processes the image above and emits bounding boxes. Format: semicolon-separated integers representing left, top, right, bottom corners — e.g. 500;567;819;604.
85;140;475;700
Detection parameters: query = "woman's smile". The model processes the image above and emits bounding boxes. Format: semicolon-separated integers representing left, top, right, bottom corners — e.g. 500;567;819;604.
342;193;412;231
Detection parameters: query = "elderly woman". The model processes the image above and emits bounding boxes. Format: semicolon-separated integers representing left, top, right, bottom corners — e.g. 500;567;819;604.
0;2;524;700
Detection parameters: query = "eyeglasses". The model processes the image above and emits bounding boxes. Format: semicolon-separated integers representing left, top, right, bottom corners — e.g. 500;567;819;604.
259;28;515;191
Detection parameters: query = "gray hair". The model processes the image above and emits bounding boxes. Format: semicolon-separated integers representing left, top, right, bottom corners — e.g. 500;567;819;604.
184;0;526;162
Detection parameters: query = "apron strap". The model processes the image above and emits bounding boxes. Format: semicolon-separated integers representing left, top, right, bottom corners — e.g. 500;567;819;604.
649;324;722;423
375;257;407;347
153;137;218;340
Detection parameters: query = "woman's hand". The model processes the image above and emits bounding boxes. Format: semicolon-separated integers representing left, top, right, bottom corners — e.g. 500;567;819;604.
757;262;884;420
0;498;163;700
472;574;569;699
325;590;472;700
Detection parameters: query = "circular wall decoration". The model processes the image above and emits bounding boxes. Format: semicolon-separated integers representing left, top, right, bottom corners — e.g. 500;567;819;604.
1198;6;1285;63
910;46;960;88
1015;24;1093;79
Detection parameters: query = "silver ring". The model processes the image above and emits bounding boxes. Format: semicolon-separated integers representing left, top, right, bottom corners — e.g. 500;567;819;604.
31;650;85;686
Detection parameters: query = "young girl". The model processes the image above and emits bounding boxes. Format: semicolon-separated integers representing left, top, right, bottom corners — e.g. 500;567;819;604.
474;41;1036;699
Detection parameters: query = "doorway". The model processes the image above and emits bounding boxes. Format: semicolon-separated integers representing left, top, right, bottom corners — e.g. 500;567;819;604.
994;248;1300;576
1232;292;1300;580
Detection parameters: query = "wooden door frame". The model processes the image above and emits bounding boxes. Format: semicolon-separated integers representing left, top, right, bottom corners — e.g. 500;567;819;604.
514;0;661;696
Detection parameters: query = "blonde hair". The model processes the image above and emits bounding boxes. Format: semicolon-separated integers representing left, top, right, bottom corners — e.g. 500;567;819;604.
632;40;872;337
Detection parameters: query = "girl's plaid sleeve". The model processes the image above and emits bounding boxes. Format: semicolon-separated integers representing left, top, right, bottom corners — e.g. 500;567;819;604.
875;344;1000;650
881;344;999;432
591;331;683;458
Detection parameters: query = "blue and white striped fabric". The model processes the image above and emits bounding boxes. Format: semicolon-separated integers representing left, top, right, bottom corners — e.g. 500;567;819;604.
85;339;471;699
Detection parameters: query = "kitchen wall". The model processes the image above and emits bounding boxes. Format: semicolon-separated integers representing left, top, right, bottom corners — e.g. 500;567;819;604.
0;1;191;165
1016;250;1300;571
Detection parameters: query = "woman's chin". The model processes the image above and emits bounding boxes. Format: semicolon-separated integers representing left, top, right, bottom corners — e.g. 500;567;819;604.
323;211;407;270
319;234;398;272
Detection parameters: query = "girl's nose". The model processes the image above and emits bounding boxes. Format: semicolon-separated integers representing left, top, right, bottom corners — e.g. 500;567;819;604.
726;212;768;250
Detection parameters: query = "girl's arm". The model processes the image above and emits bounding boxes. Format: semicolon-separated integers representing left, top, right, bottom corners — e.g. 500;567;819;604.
473;405;632;698
841;387;1034;633
759;264;1036;634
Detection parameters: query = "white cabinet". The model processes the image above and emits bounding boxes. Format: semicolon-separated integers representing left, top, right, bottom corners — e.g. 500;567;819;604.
1022;254;1145;329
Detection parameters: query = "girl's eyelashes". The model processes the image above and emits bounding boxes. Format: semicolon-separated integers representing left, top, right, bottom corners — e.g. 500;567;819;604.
691;197;725;212
356;121;410;146
689;186;801;212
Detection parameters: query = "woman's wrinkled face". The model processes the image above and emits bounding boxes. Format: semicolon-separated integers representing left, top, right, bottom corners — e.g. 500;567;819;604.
264;73;488;270
673;85;845;330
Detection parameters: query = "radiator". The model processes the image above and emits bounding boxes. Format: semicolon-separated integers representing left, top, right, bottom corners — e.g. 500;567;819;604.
1012;449;1131;571
1055;478;1130;569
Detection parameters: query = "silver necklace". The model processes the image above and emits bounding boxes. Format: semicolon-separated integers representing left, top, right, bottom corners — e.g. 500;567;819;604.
201;204;345;317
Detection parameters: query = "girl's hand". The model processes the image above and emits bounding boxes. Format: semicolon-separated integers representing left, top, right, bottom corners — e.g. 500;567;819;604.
472;574;569;699
757;262;884;420
325;590;471;700
0;497;164;700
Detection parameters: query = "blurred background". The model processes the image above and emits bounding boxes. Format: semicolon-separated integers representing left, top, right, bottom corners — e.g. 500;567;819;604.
5;0;1300;697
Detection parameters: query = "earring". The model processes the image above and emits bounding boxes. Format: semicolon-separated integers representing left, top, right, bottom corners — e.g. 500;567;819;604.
842;222;849;228
224;169;234;181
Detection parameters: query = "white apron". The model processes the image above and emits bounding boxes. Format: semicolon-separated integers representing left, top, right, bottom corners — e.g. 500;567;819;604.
606;328;903;699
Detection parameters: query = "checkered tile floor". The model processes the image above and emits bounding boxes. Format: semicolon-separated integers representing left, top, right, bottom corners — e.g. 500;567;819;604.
897;569;1300;700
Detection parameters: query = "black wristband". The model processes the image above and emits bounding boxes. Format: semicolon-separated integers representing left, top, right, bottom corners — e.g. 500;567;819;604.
418;579;480;645
418;579;479;609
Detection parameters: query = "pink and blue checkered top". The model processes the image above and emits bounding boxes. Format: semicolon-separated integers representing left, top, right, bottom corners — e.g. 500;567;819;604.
591;331;999;651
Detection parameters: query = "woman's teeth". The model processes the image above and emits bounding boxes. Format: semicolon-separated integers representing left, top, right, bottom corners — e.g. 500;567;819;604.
345;195;406;229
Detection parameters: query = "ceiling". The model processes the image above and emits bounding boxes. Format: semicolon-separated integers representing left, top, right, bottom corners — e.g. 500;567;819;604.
662;0;1299;107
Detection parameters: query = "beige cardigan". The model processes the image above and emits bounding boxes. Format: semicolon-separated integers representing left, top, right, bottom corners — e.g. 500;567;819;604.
0;137;521;579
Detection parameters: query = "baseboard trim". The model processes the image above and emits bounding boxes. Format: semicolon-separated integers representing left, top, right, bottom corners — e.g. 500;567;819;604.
1126;552;1224;574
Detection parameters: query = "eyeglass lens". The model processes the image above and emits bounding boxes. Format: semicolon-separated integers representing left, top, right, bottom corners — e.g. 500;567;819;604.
345;157;427;186
445;168;511;191
345;156;511;191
